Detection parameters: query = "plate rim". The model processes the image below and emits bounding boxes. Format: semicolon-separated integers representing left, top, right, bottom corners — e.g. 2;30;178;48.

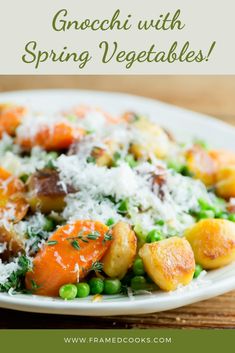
0;269;235;316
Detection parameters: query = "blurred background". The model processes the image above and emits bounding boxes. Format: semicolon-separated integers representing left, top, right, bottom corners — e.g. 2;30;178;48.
0;76;235;125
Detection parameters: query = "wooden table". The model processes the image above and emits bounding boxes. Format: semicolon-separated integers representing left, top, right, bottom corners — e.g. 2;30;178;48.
0;76;235;329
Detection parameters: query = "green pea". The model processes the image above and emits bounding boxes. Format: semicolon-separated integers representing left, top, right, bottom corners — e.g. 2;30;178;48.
89;277;104;294
217;212;229;220
103;279;121;295
197;210;215;220
106;218;115;227
76;283;90;298
118;199;129;214
43;217;55;232
198;198;222;216
59;284;77;300
155;219;165;226
228;214;235;222
130;276;157;292
167;160;183;173
133;258;145;276
131;276;148;291
146;229;163;243
194;264;203;278
198;198;211;210
125;154;137;168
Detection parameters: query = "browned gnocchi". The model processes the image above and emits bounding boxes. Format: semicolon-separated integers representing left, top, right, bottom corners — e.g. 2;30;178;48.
102;222;137;279
139;237;195;291
185;219;235;269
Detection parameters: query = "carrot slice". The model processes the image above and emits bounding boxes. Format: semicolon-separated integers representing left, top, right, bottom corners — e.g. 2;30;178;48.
25;220;112;296
17;122;85;151
0;167;28;223
0;104;26;137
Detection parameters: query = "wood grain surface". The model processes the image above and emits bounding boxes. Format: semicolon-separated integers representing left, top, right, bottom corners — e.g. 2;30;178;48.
0;76;235;329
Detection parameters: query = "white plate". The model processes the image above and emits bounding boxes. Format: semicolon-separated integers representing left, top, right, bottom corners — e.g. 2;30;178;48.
0;89;235;316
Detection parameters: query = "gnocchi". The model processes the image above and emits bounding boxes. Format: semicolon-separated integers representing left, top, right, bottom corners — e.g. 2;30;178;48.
139;237;195;291
103;222;137;279
185;219;235;269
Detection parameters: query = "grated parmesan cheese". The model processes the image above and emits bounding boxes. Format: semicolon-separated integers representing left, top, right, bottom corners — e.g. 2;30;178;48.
56;134;209;234
0;103;218;293
0;259;19;285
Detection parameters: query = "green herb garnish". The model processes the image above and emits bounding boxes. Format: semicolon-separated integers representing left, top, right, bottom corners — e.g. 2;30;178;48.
0;255;32;293
90;261;103;272
31;279;40;290
46;240;58;246
81;238;89;243
19;174;29;183
71;240;81;250
103;231;113;243
87;231;100;240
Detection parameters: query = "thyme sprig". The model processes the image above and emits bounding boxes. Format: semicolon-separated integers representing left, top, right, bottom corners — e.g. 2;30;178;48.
67;230;101;250
46;240;58;246
90;261;103;272
71;240;80;250
103;230;113;243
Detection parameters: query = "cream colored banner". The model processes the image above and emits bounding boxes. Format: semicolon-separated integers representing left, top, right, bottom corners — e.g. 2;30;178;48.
0;0;234;74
